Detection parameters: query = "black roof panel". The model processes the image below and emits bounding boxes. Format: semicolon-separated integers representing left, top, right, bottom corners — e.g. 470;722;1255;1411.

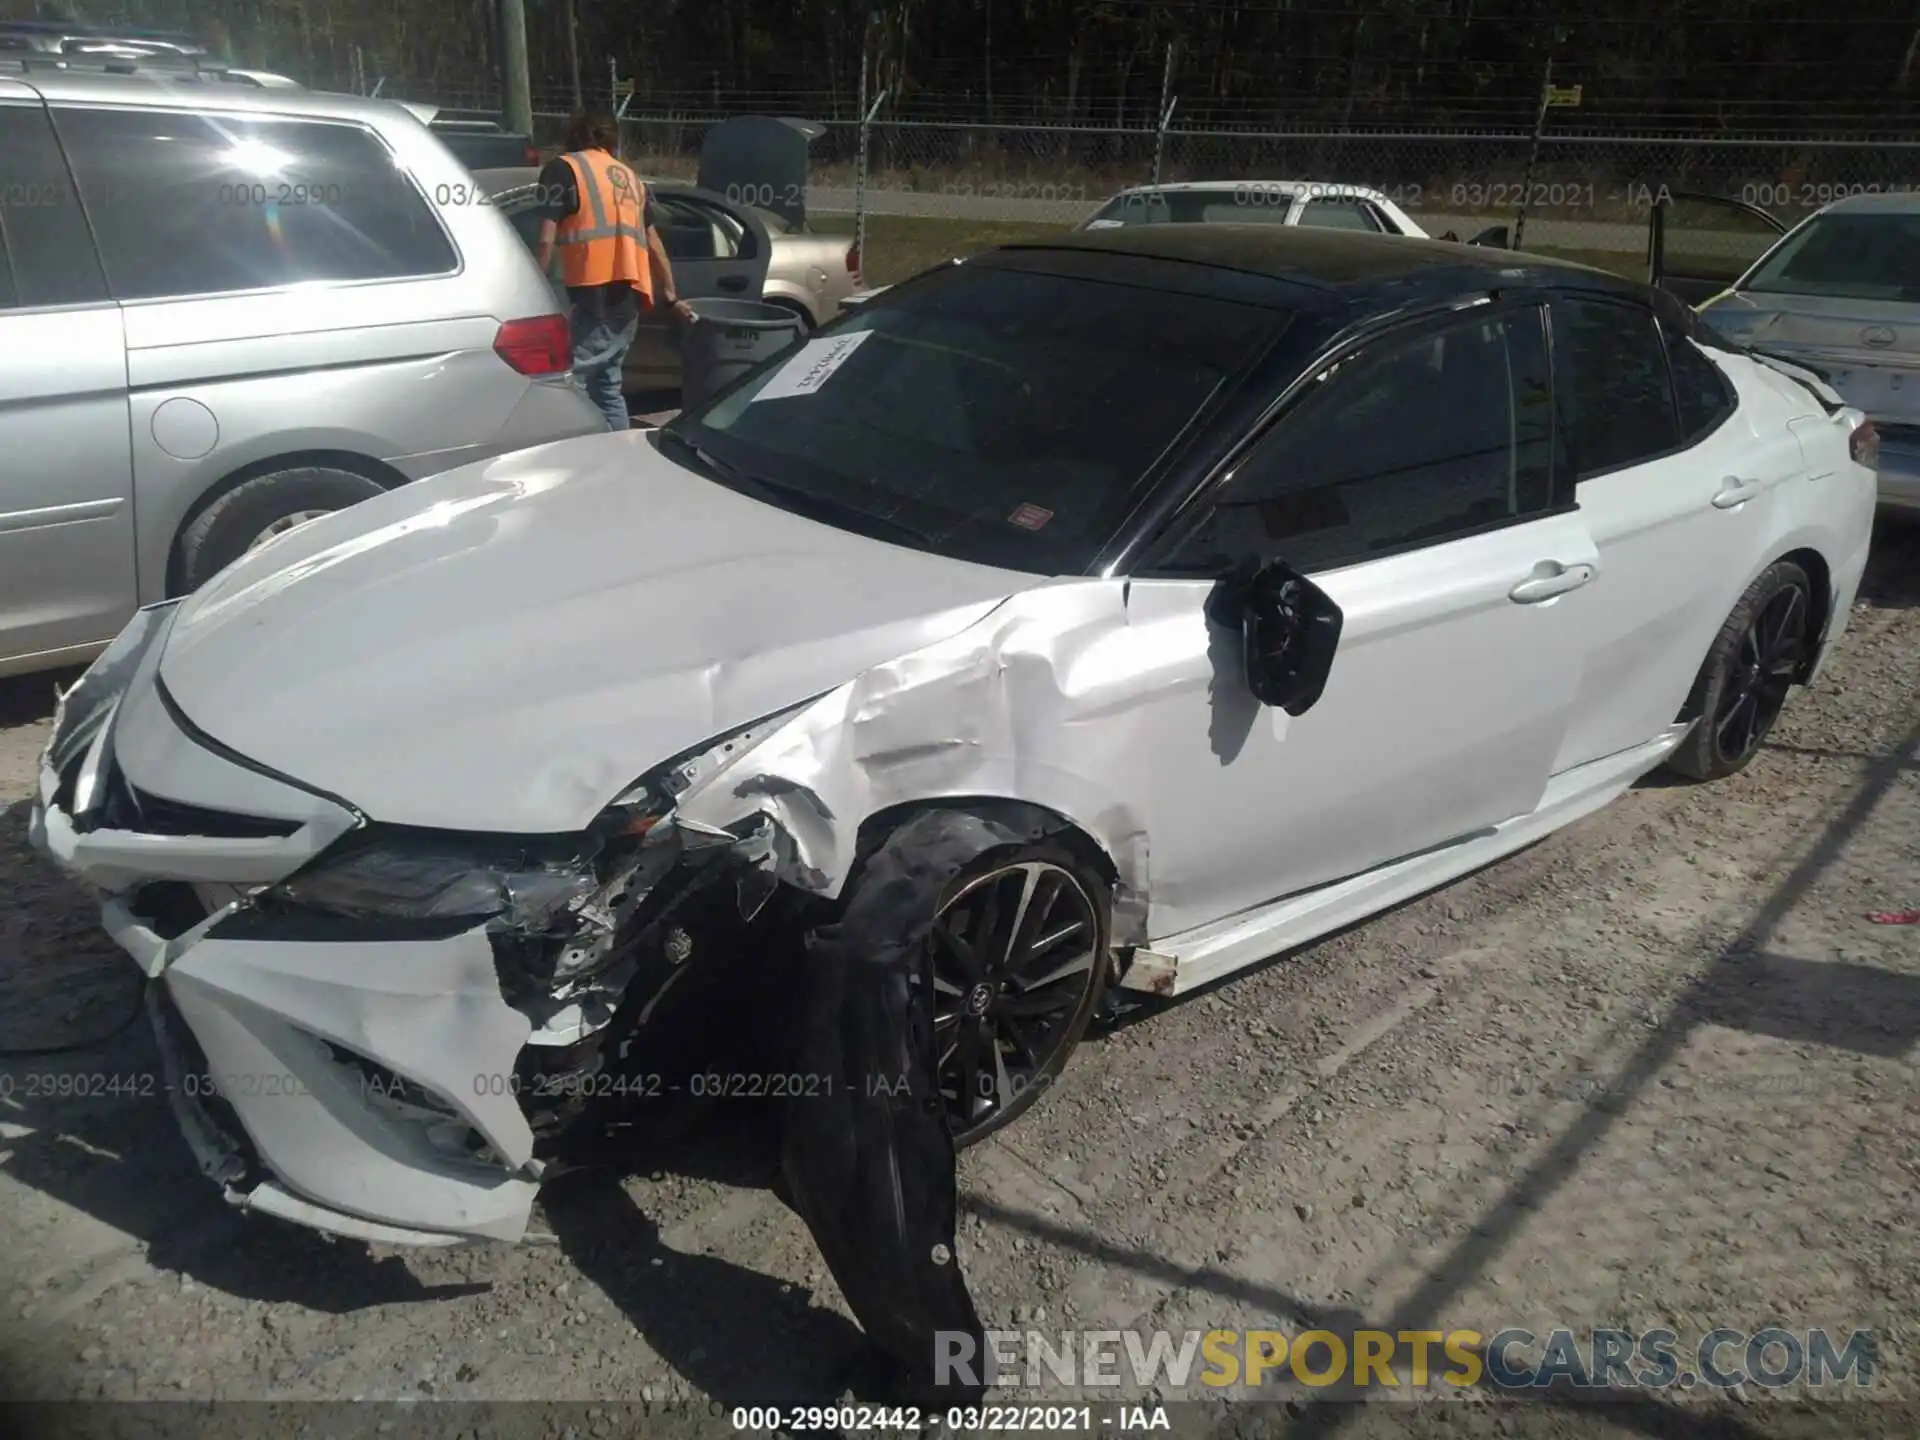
986;223;1639;301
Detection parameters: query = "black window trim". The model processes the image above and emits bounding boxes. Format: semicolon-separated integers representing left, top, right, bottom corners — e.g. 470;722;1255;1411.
1657;315;1738;446
1129;294;1573;580
47;100;463;304
1549;292;1706;485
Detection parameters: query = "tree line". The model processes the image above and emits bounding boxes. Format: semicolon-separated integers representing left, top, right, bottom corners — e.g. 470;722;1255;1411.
11;1;1920;130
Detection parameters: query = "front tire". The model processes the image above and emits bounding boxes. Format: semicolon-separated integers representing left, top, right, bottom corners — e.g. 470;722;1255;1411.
1665;559;1815;781
929;844;1111;1147
173;465;388;594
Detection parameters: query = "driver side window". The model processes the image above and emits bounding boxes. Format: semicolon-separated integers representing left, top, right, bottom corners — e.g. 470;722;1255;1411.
1160;306;1561;576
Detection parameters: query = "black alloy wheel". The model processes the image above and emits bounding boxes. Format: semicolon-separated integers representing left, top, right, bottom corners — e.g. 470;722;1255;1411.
1667;559;1815;782
1713;580;1810;767
928;855;1108;1147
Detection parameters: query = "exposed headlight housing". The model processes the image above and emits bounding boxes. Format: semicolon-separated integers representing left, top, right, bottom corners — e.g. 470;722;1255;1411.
267;699;813;931
273;789;674;929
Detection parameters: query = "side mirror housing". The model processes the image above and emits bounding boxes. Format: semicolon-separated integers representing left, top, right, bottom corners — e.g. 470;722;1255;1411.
1205;558;1344;715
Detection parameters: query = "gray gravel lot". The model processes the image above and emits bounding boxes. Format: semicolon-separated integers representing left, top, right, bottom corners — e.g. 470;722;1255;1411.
1;523;1917;1437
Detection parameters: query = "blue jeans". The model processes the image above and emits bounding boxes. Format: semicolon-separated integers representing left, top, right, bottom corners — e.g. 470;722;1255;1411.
570;296;641;431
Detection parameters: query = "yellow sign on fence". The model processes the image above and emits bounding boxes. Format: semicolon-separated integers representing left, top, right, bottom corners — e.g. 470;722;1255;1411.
1545;84;1583;107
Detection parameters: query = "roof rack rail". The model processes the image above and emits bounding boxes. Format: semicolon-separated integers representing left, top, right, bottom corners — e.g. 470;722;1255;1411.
0;51;302;87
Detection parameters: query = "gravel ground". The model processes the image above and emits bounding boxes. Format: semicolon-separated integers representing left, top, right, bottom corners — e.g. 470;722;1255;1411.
1;522;1917;1440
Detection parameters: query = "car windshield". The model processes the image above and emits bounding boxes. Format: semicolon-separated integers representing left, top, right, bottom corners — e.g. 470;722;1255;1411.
1082;189;1291;229
663;262;1288;574
1744;211;1920;303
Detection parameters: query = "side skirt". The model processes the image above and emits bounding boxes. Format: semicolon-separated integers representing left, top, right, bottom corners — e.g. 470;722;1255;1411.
1121;722;1692;999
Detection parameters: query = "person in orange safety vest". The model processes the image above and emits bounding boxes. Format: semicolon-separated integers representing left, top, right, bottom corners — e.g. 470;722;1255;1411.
534;109;695;431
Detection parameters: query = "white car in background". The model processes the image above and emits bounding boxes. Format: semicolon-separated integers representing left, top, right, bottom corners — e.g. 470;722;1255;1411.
30;225;1877;1405
843;179;1445;316
1649;190;1920;512
1079;179;1430;237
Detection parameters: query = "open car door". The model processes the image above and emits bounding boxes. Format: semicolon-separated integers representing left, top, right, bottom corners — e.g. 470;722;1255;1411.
1648;192;1788;305
625;185;775;392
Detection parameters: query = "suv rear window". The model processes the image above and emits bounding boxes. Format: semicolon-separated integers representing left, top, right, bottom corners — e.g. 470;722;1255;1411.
52;106;457;300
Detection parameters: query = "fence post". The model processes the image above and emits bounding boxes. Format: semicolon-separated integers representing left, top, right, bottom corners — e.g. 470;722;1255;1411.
565;0;583;110
1151;40;1177;186
1514;37;1563;250
856;46;869;276
856;52;889;282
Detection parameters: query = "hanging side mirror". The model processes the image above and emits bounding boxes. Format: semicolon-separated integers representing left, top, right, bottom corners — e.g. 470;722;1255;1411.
1204;558;1344;715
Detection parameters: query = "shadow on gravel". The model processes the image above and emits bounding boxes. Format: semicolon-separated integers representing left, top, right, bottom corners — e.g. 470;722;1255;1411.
0;668;80;729
1270;699;1920;1439
1859;512;1920;610
542;1142;871;1409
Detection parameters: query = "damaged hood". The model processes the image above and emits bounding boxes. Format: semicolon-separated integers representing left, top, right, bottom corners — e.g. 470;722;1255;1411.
155;434;1030;832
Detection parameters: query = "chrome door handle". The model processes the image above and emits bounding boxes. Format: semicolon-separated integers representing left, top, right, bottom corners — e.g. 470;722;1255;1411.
1713;476;1766;508
1509;562;1596;604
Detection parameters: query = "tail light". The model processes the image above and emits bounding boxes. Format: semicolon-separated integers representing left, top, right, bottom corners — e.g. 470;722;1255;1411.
493;315;571;376
846;240;860;274
521;142;540;166
1851;418;1880;470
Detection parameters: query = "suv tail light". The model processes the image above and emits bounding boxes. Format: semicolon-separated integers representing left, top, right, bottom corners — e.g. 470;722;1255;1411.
493;315;571;376
1851;418;1880;470
846;240;860;274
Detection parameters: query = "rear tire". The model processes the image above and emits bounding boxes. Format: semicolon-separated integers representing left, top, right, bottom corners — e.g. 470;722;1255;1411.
1665;559;1815;782
173;465;388;594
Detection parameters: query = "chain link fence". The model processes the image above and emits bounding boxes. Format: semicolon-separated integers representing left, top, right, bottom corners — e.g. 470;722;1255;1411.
588;112;1920;281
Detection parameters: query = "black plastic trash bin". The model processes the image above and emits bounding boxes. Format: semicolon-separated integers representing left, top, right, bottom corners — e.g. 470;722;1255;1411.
679;298;807;411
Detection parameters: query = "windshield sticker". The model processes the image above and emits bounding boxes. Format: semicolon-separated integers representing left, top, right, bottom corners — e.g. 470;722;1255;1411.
752;330;875;402
1008;502;1054;531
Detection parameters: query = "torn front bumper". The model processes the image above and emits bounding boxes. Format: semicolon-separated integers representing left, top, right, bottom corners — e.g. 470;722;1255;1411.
29;626;544;1245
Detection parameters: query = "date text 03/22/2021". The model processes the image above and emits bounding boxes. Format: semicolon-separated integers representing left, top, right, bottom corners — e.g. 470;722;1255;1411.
467;1070;913;1101
729;1405;1170;1434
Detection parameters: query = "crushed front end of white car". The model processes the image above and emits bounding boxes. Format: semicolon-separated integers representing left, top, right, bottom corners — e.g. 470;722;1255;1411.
25;433;1147;1406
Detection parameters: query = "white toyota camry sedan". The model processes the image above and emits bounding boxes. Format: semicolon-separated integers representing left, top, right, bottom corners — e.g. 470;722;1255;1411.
29;225;1876;1401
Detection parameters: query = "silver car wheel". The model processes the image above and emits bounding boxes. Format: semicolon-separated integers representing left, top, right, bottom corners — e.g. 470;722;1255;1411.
244;509;332;554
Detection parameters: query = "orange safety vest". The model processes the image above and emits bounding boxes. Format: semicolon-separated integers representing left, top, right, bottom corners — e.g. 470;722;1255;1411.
554;148;654;301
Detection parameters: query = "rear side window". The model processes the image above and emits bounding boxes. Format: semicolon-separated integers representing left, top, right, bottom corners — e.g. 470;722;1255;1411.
1550;298;1682;478
0;101;109;308
1664;327;1736;441
1162;306;1559;575
52;106;457;300
1296;198;1384;233
655;195;740;260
